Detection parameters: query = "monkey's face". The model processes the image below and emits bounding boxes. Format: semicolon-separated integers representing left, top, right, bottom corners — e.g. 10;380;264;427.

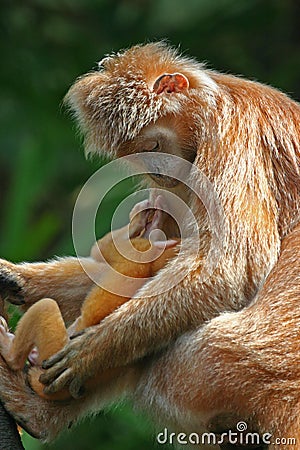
65;42;218;174
117;117;197;188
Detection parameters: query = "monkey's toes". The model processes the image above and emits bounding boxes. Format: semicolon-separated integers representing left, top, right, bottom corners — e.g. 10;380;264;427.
0;317;9;332
129;199;151;220
129;199;153;237
0;324;15;364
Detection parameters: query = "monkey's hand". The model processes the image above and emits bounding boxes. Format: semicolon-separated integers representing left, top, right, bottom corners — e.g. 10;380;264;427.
40;327;101;398
0;260;25;305
38;236;214;400
0;257;101;324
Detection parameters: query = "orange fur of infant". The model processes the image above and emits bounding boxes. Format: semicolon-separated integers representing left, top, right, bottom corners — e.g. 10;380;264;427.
3;235;178;401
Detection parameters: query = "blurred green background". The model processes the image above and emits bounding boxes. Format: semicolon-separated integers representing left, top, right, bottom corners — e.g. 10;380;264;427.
0;0;300;449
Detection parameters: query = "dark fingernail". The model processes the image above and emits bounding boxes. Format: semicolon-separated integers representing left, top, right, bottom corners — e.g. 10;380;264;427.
77;386;86;398
39;374;46;384
41;360;49;369
43;386;52;394
71;386;85;399
39;371;51;384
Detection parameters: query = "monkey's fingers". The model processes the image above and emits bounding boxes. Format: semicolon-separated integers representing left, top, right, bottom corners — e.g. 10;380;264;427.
129;199;151;222
41;360;85;398
0;317;9;332
42;368;74;395
129;202;153;238
41;336;82;389
41;348;68;371
40;356;69;386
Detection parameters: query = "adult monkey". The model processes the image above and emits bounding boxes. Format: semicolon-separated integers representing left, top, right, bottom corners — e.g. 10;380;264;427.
0;42;299;447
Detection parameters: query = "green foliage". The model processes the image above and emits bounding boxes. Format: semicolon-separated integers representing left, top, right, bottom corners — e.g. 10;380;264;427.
22;404;171;450
0;0;300;448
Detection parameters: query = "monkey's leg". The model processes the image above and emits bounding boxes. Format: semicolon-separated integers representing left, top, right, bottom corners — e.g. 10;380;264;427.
0;298;68;370
136;225;300;449
0;257;102;323
0;298;73;401
0;353;136;441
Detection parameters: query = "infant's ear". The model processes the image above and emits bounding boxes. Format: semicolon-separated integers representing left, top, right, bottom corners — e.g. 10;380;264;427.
153;73;189;94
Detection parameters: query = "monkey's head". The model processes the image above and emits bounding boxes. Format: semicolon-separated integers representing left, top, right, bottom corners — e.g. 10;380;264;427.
66;42;219;187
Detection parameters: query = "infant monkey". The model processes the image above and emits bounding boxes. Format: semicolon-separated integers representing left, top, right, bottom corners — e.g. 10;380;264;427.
0;199;178;401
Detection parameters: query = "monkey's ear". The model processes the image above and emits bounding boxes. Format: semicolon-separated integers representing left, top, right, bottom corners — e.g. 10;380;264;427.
153;73;189;94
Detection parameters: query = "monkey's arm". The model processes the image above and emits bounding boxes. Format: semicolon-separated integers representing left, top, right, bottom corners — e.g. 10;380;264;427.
77;268;147;330
0;201;158;322
40;240;238;398
77;237;178;329
0;257;101;324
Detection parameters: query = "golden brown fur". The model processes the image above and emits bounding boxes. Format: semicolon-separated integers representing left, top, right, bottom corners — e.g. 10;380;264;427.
0;209;178;401
0;42;299;448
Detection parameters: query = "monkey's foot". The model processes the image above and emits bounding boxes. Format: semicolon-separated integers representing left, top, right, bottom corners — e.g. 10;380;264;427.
0;260;25;305
129;196;165;238
28;347;40;366
143;196;166;238
0;326;25;371
129;199;152;237
0;322;15;366
0;316;9;332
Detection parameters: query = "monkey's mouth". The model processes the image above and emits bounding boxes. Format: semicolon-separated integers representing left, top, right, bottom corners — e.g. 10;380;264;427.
149;173;180;187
